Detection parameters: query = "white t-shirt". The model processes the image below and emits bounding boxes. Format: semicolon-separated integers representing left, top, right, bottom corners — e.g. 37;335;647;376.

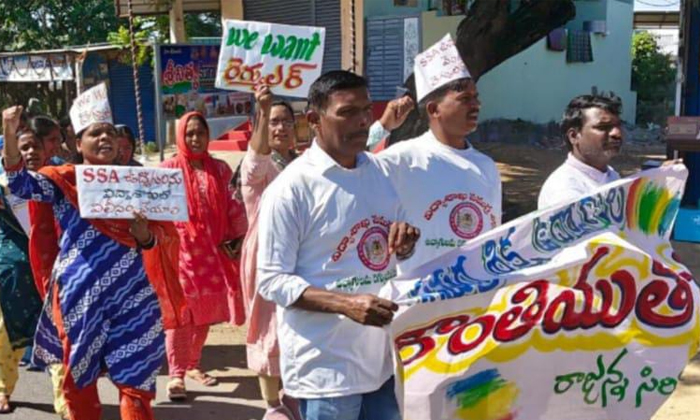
538;153;620;210
377;130;502;275
257;141;404;399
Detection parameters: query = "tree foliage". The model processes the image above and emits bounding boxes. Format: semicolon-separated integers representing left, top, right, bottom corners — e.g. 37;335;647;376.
0;0;120;51
631;31;675;124
108;12;222;66
632;31;675;102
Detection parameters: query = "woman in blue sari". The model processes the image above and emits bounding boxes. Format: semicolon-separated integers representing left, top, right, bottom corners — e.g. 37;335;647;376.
2;103;185;420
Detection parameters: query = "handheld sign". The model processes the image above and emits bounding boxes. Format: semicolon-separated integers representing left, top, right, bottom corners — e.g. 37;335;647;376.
76;165;188;221
215;19;325;98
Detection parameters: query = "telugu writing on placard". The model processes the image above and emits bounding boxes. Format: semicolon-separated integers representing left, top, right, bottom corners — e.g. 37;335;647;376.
215;19;325;98
69;83;113;134
76;165;188;221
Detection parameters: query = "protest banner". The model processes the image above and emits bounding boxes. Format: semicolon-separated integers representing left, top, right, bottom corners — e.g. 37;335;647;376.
383;165;699;420
215;19;325;98
76;165;188;221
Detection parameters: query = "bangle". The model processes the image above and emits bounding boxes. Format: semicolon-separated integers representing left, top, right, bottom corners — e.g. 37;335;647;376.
139;232;156;250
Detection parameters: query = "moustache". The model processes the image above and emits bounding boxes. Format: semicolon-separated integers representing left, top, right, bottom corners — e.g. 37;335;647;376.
347;130;370;140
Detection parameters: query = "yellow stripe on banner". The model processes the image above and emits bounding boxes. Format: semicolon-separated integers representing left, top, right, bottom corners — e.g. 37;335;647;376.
401;311;700;381
590;243;651;280
649;189;673;236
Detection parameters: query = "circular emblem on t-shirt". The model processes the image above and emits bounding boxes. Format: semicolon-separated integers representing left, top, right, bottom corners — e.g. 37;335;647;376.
357;226;390;271
449;202;484;239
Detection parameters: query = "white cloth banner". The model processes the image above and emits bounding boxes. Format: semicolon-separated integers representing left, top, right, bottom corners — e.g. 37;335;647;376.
215;19;325;98
76;165;188;221
0;54;74;82
385;165;700;420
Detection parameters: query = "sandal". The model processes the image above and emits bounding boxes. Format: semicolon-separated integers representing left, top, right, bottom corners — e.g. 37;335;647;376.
0;393;11;414
186;369;218;387
167;378;187;401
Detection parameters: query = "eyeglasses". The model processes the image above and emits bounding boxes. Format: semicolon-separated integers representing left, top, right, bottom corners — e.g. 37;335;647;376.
269;120;295;128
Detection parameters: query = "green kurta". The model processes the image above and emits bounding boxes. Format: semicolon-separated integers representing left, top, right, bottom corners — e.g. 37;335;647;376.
0;190;42;349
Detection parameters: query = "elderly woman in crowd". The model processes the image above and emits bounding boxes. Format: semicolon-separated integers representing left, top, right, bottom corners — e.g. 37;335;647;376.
160;111;248;400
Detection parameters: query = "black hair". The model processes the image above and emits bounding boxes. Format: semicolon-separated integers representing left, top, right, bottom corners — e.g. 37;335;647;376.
59;116;71;129
188;114;210;134
417;77;471;121
115;124;136;146
307;70;368;111
271;101;295;121
115;124;137;162
28;116;60;142
561;93;622;150
15;127;42;146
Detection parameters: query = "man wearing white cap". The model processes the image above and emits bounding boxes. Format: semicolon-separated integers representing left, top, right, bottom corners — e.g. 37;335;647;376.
377;34;502;275
2;83;183;420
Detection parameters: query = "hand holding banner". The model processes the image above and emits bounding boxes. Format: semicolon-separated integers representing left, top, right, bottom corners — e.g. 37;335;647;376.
386;165;699;420
76;165;188;221
215;19;325;98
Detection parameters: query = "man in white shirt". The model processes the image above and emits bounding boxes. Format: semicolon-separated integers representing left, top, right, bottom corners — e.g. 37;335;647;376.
256;70;420;420
538;94;623;209
377;34;502;275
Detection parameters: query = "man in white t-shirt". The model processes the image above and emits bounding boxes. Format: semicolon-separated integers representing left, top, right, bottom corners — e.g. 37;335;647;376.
538;94;623;210
256;71;420;420
377;34;502;275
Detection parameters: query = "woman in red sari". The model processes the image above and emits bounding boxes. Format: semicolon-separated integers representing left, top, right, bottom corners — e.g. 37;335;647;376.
160;112;248;400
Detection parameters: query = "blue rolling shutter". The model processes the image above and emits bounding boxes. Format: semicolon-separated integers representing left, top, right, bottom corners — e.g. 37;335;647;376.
366;16;405;101
314;0;341;72
244;0;313;26
244;0;341;73
107;61;157;143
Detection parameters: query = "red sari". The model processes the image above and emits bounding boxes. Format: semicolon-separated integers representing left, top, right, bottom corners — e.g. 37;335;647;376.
160;112;248;327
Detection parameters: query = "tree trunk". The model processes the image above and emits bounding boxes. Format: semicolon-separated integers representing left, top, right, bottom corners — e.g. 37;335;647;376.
388;0;576;144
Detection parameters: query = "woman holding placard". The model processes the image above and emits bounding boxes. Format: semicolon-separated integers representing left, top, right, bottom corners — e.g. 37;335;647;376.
1;91;185;420
239;85;300;420
160;111;248;400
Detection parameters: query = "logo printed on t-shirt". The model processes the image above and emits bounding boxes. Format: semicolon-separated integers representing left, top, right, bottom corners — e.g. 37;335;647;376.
357;226;390;271
449;202;484;239
331;215;392;271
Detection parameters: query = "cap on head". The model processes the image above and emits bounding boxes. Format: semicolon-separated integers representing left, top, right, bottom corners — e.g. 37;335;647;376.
69;83;113;136
414;34;471;103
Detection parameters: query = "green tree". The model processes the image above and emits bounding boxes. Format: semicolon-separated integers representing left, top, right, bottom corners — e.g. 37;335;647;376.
632;31;676;125
0;0;120;51
108;12;222;66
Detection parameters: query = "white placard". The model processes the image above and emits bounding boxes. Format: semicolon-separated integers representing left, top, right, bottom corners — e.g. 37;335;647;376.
69;83;113;134
76;165;188;221
215;19;325;98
